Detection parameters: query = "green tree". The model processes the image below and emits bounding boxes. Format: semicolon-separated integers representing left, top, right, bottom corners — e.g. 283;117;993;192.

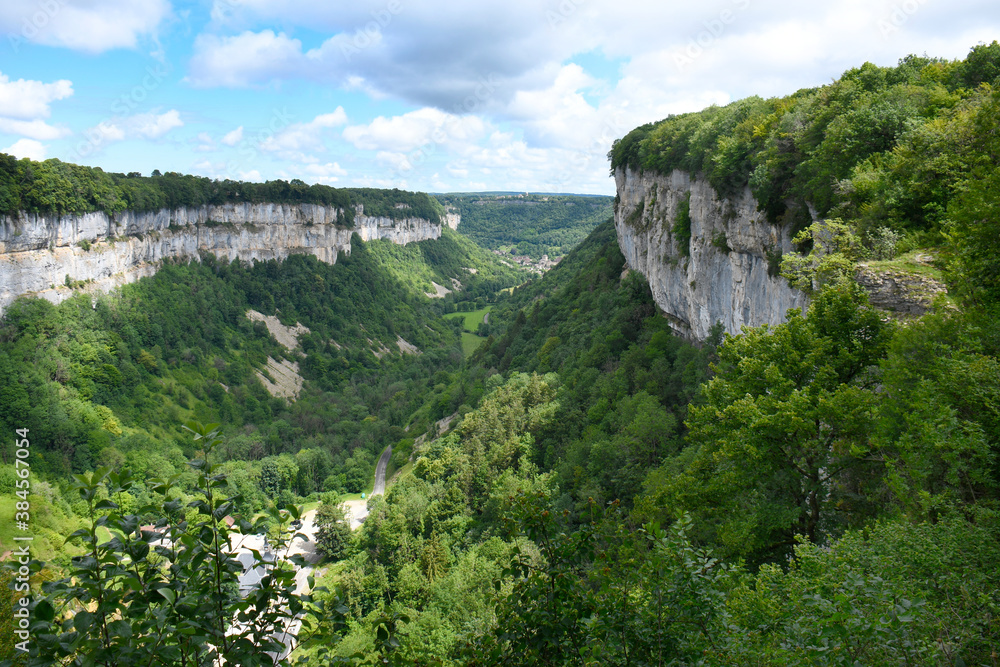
669;284;891;560
14;423;318;666
315;500;353;561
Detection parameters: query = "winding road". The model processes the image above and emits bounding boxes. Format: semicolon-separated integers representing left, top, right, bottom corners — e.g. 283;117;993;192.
231;447;394;662
373;445;391;496
343;445;391;529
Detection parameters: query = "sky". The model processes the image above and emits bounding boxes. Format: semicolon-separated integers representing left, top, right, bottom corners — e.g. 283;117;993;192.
0;0;997;195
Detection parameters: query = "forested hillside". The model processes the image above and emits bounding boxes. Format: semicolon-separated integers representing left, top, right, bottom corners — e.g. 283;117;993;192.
0;226;523;570
436;193;612;259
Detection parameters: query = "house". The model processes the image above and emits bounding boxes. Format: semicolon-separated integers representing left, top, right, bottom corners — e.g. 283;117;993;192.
237;550;275;597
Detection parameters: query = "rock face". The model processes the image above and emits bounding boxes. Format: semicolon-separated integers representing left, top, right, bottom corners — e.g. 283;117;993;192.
614;167;808;340
0;202;441;311
854;264;947;316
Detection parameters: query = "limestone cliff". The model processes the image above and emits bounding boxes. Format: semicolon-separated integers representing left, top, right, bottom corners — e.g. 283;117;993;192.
614;167;808;340
0;202;441;311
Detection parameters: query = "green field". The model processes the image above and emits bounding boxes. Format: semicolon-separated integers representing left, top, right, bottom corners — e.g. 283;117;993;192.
445;307;491;357
444;306;492;332
460;332;486;357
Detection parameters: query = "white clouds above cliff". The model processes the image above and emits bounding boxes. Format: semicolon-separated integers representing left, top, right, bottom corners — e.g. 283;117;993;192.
0;72;73;142
2;138;46;161
0;0;170;53
2;0;998;194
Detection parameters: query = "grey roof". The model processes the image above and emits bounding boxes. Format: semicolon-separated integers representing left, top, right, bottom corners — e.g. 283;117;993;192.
237;550;275;595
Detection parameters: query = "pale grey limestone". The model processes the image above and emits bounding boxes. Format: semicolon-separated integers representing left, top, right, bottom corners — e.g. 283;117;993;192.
614;167;808;340
0;203;441;311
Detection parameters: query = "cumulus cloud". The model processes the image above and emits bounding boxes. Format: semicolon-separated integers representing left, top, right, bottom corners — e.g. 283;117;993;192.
0;73;73;120
0;0;170;53
0;72;73;141
2;138;46;161
188;1;581;108
221;125;243;146
298;161;348;184
74;110;184;157
0;117;71;140
259;108;348;160
343;107;486;153
188;30;305;87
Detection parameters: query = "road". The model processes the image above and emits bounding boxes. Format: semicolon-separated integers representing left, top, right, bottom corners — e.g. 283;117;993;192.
342;445;392;529
373;445;391;496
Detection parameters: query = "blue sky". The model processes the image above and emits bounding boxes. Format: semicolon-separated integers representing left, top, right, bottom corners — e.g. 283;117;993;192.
1;0;997;195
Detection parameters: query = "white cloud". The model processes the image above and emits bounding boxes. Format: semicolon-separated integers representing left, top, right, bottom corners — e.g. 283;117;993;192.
188;30;305;87
194;131;215;152
129;109;183;138
76;110;184;155
2;138;46;160
375;150;412;172
259;108;348;159
299;161;348;184
0;72;73;141
0;0;170;53
0;73;73;120
221;125;243;146
505;64;602;149
343;107;486;153
0;117;71;140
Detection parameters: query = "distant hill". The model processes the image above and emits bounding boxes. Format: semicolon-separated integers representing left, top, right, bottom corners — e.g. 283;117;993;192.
436;192;613;260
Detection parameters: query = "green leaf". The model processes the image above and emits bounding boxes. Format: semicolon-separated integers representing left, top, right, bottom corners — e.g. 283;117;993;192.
34;599;55;622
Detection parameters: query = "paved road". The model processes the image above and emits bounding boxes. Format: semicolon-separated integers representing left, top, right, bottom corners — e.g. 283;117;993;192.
372;445;392;496
343;445;392;529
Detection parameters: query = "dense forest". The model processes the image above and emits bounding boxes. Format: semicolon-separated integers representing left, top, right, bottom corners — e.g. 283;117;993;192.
2;44;1000;666
436;193;612;259
0;155;443;225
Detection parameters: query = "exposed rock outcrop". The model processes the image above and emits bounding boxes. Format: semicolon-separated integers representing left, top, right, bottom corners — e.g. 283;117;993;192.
444;207;461;230
614;167;809;340
0;202;441;311
854;264;948;316
255;357;304;400
246;309;310;350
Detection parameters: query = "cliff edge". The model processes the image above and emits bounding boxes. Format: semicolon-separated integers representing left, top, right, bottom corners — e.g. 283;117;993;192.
0;202;441;311
614;167;808;340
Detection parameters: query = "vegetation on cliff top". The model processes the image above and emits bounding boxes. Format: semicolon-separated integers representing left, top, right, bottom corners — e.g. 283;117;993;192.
609;42;1000;246
0;154;443;225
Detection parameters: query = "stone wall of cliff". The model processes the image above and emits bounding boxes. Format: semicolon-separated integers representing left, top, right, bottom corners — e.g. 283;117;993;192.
614;167;808;340
0;202;441;311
